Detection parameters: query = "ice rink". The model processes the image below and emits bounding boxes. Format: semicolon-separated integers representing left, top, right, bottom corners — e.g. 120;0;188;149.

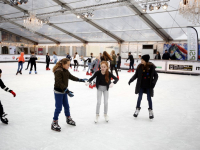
0;62;200;150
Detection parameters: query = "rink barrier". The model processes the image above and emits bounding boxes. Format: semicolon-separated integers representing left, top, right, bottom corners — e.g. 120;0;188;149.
0;55;200;75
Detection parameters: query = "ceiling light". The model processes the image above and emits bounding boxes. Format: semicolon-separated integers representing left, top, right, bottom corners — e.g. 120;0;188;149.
142;5;147;12
84;13;88;18
155;3;161;10
149;4;154;11
77;14;80;18
162;3;168;10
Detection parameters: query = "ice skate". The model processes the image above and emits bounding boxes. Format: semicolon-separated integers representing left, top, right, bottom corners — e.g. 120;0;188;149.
51;120;61;132
35;71;37;74
66;116;76;126
148;109;154;119
48;68;50;70
89;83;93;89
0;113;8;124
90;72;92;76
19;71;22;75
104;114;109;122
127;69;131;72
25;68;28;70
132;69;134;72
94;115;99;123
117;76;119;80
46;68;48;70
86;72;90;75
76;69;79;72
16;72;19;75
133;108;141;117
29;71;31;74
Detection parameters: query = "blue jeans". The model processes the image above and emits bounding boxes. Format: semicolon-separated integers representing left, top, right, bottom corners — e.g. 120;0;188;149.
53;93;70;120
54;59;58;64
17;62;23;72
136;88;152;110
87;63;91;72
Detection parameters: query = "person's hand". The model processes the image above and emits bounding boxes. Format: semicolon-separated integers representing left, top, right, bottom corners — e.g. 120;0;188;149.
65;89;74;97
10;91;16;97
79;78;88;82
109;83;114;88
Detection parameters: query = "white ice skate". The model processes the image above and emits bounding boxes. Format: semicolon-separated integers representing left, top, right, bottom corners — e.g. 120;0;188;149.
94;115;99;123
104;114;109;122
148;109;154;120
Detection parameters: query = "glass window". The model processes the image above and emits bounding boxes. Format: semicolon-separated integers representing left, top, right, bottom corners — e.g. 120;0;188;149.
2;46;9;54
60;46;70;56
48;46;58;55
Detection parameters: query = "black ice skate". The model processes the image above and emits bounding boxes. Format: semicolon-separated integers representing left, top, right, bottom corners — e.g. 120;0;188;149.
133;108;141;117
19;71;22;75
66;117;76;126
0;113;8;124
16;72;19;75
51;120;61;132
148;109;154;119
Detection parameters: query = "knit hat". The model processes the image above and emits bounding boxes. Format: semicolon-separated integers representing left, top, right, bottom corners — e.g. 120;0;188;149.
0;69;2;74
142;54;150;62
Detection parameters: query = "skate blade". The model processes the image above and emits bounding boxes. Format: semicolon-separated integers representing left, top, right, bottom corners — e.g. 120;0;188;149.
51;128;61;132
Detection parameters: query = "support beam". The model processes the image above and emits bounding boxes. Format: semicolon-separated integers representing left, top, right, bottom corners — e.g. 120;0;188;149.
1;0;88;43
127;2;173;42
0;28;38;44
52;0;124;43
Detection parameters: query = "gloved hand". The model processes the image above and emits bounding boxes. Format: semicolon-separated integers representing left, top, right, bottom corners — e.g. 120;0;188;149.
10;91;16;97
85;81;89;86
109;83;114;88
115;64;117;67
128;80;132;85
64;89;74;97
79;78;88;82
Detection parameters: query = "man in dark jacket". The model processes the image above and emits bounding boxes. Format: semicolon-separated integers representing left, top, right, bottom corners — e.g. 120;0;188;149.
126;52;134;72
162;50;170;60
46;53;50;70
117;53;121;72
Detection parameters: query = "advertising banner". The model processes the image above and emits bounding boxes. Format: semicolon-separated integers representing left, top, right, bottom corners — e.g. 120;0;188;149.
187;27;198;61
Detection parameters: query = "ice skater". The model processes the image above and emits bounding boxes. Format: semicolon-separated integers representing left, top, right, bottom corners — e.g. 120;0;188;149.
128;54;158;120
110;50;119;80
126;52;134;73
16;52;25;75
85;53;93;75
25;59;31;70
73;52;79;72
0;69;16;124
66;53;72;69
46;53;50;70
86;61;118;123
52;51;58;64
117;53;121;72
29;51;38;74
51;58;87;132
88;56;101;89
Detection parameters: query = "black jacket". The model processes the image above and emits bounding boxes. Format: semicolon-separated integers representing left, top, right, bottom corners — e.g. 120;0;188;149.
129;63;158;97
30;55;37;64
88;71;118;91
154;54;161;60
117;56;121;63
127;55;134;62
46;55;50;63
66;55;72;60
85;56;93;63
162;53;170;60
0;79;12;93
170;54;176;60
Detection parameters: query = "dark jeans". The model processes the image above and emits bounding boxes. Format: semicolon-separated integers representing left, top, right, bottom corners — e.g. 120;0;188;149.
17;62;23;72
30;63;36;71
46;62;50;68
26;61;30;69
129;61;134;70
110;64;118;76
136;88;153;110
53;93;70;120
0;100;4;116
117;61;121;69
74;60;78;69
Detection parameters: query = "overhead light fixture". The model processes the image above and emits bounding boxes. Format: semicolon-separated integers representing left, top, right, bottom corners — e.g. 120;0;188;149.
142;5;147;12
162;3;168;10
155;3;161;10
84;12;89;18
9;0;28;6
77;14;80;18
149;4;154;11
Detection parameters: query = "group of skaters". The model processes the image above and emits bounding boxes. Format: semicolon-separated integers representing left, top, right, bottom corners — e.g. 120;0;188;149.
0;50;158;133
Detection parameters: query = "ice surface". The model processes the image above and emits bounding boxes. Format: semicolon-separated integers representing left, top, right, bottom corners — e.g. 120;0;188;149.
0;63;200;150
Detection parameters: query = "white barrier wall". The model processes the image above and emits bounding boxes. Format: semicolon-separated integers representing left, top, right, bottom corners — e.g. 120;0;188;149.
1;55;200;74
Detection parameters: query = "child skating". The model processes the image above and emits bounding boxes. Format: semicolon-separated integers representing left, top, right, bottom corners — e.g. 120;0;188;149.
128;55;158;120
16;52;25;75
29;51;38;74
52;58;87;132
0;69;16;124
86;61;118;123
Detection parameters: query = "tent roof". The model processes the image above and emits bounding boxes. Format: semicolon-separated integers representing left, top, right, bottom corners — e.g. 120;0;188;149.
0;0;195;44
